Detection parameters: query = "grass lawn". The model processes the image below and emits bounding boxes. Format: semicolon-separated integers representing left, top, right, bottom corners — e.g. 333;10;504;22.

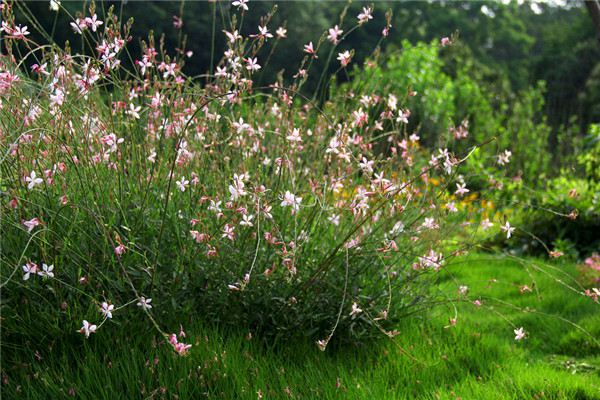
3;255;599;399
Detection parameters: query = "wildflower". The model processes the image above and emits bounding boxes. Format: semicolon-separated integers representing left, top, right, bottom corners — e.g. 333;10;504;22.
501;221;515;239
7;25;30;40
280;191;302;214
137;297;153;310
327;25;343;44
584;288;599;303
23;218;41;233
514;327;526;341
223;30;242;43
222;224;236;241
337;50;352;67
251;25;273;40
455;183;470;197
39;263;54;278
229;175;247;201
396;109;410;124
286;128;302;143
232;0;249;11
549;250;563;258
245;57;261;72
360;157;374;174
303;42;317;58
78;320;97;338
169;333;192;355
22;262;39;281
446;202;458;213
240;214;254;227
421;217;439;230
100;302;114;319
357;6;373;24
49;0;61;11
127;103;142;119
349;302;363;318
114;244;126;256
176;176;189;192
520;285;532;294
276;27;287;39
458;285;468;295
481;218;494;230
85;14;103;32
497;150;512;165
440;37;451;46
328;214;340;226
316;339;329;351
25;170;43;190
390;221;404;235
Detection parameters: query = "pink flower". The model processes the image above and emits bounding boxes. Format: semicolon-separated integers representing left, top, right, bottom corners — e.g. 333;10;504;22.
169;333;192;355
440;37;451;46
337;50;352;67
114;244;126;256
22;262;39;281
584;288;599;303
357;7;373;24
455;183;470;197
327;25;343;44
303;42;317;58
23;218;41;233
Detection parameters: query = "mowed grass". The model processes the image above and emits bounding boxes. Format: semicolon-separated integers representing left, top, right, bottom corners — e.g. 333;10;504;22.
3;255;599;399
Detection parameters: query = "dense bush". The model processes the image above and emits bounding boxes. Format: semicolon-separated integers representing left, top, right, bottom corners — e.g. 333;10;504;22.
1;1;597;361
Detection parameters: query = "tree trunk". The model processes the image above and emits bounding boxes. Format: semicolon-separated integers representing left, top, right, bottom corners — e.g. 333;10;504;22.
585;0;600;43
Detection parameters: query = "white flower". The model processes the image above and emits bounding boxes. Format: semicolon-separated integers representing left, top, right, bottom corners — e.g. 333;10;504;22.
240;214;254;227
280;191;302;214
39;263;54;278
514;327;526;341
137;297;152;310
49;0;61;12
100;302;114;319
232;0;249;11
349;302;363;318
176;176;189;192
286;128;302;143
276;27;287;39
78;320;97;338
328;214;340;226
501;221;515;239
25;170;43;190
390;221;404;235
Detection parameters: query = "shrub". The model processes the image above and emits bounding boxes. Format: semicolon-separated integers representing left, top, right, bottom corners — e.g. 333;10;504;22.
0;1;595;358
